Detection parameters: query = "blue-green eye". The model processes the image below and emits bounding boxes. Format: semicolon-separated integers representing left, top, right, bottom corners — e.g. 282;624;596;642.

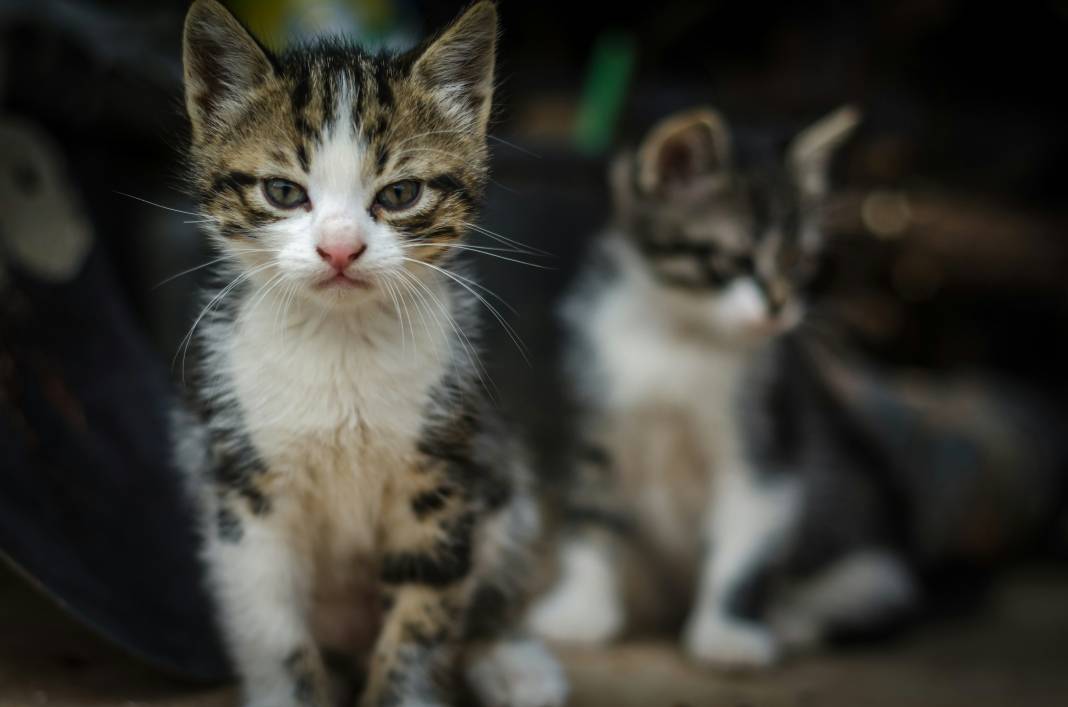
263;178;308;209
375;180;421;211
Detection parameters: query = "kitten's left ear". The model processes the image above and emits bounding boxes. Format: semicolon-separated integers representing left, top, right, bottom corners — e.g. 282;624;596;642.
412;1;498;134
636;108;730;195
788;105;861;196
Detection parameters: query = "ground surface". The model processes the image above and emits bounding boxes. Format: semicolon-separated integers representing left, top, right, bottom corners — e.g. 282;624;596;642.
2;564;1066;707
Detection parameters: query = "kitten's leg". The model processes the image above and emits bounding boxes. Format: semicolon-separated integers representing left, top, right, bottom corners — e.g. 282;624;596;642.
465;637;567;707
462;497;568;707
204;495;330;707
175;404;329;703
683;469;801;668
359;583;465;707
362;564;564;707
770;548;918;650
525;527;626;646
359;485;484;707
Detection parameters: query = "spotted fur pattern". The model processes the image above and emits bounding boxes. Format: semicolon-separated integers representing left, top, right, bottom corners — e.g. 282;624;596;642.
171;2;565;706
526;106;912;667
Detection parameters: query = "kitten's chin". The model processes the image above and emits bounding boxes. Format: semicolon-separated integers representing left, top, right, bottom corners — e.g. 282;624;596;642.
708;310;803;347
302;273;380;310
314;272;373;291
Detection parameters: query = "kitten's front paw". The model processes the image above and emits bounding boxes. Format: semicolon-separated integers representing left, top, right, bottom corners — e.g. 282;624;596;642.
683;612;780;669
526;542;624;645
526;580;623;645
358;693;443;707
466;638;568;707
242;682;330;707
243;698;326;707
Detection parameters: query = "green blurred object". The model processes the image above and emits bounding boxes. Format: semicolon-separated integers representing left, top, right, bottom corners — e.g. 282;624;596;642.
228;0;417;51
574;30;636;156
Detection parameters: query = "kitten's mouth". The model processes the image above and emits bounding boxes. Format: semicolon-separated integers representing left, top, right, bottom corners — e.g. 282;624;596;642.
316;272;372;290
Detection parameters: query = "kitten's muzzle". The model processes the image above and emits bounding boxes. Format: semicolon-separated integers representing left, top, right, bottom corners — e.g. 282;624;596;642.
317;243;367;271
315;271;372;290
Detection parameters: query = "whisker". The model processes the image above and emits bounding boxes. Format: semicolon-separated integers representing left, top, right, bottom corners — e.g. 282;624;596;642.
398;275;434;358
487;134;542;159
400;242;552;270
395;268;417;355
114;191;213;219
174;262;274;380
153;256;231;289
401;272;444;359
382;267;446;362
400;242;535;255
404;257;530;366
396;265;497;401
160;246;286;292
245;270;289;322
444;244;553;270
378;274;405;348
395;254;518;316
461;221;552;257
279;276;301;347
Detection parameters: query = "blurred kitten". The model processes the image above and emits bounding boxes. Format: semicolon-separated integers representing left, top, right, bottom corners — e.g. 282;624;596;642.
528;106;916;666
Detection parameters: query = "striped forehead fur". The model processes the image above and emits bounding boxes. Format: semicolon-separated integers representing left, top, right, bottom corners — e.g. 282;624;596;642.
183;1;494;256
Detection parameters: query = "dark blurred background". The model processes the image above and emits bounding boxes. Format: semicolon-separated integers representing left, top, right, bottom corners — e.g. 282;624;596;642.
2;0;1068;703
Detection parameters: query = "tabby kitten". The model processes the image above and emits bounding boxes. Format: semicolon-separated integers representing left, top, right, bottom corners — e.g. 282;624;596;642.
528;106;916;666
171;2;565;706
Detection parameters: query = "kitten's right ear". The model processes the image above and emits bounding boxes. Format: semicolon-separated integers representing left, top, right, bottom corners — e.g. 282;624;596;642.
788;105;861;197
636;108;730;194
183;0;275;137
412;1;498;135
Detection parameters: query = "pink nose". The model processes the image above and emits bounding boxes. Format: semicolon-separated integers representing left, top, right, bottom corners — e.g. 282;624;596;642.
316;243;367;271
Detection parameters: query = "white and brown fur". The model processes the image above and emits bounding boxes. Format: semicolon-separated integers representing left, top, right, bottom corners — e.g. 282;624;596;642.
528;106;916;666
171;2;565;706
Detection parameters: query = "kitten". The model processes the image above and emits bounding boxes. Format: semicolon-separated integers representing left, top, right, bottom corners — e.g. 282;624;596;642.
171;2;566;706
528;106;916;666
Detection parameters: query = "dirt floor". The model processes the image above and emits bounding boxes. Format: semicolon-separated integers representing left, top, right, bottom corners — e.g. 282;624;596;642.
1;564;1067;707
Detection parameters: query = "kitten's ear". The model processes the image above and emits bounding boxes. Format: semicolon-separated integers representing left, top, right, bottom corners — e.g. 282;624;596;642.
637;108;730;194
183;0;275;137
412;1;498;134
788;105;860;196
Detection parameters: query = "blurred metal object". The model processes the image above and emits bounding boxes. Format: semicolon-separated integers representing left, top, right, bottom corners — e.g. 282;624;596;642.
0;231;231;682
0;117;92;285
0;0;227;681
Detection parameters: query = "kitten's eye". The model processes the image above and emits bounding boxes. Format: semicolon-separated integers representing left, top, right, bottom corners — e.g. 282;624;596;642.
263;178;308;209
375;180;422;211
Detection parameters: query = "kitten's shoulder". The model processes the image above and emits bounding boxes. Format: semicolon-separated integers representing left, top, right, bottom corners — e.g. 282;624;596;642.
560;229;637;328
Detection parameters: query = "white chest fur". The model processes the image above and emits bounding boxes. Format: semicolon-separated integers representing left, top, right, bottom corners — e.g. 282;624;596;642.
585;277;747;449
224;289;451;553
